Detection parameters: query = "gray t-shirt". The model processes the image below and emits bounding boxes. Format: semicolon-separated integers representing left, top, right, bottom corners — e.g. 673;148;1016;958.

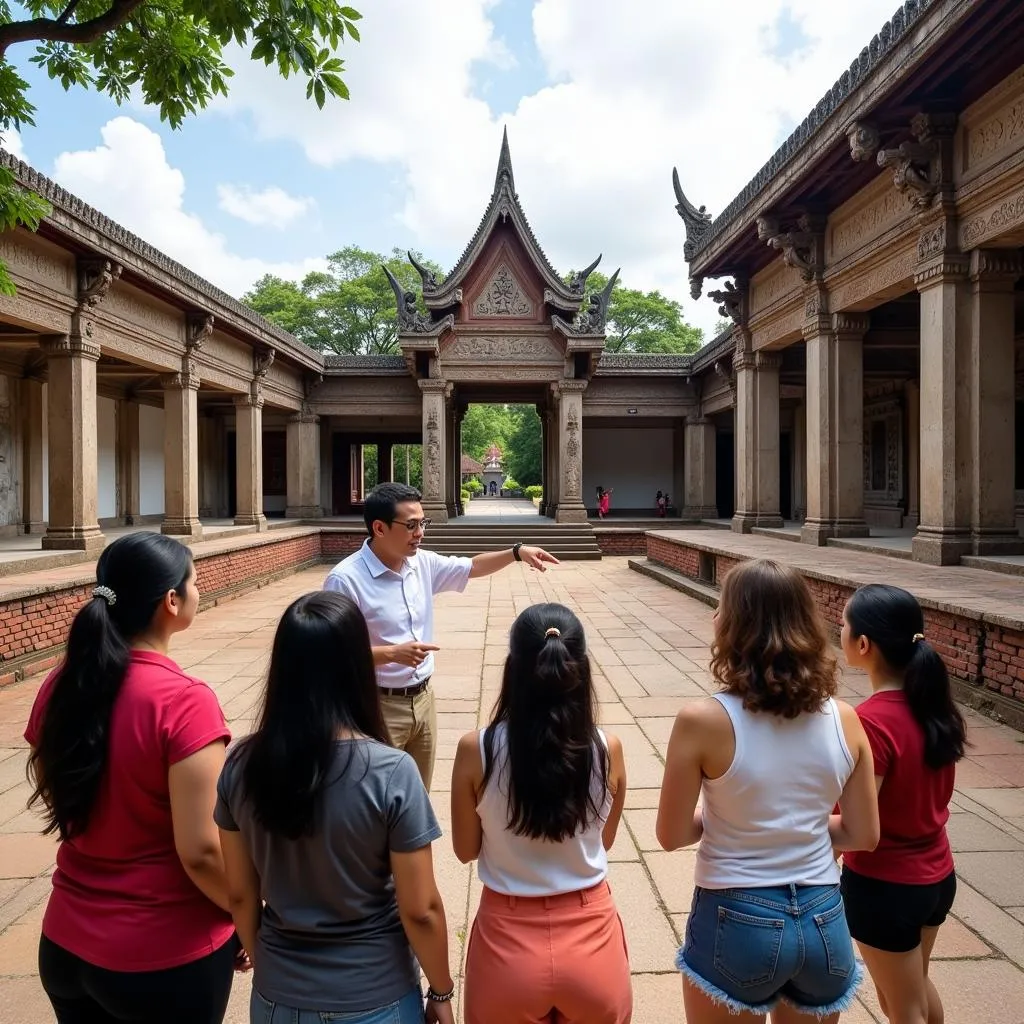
215;739;441;1012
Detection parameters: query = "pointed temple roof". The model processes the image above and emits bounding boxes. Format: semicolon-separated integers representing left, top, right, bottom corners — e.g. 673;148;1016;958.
422;129;591;312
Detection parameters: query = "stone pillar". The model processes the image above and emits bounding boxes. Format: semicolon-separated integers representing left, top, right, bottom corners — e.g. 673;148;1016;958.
683;418;717;520
161;372;203;539
286;408;322;518
20;377;46;534
539;406;552;516
905;381;920;530
967;250;1023;554
234;394;267;530
913;255;972;564
555;380;587;524
419;379;448;524
116;398;140;526
444;402;457;518
792;401;807;522
802;313;870;545
41;335;104;553
732;349;783;532
454;409;466;517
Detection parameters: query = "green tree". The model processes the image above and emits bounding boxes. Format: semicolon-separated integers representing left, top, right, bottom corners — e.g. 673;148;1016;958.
460;403;515;463
244;246;442;354
0;1;362;294
567;270;703;354
504;405;542;487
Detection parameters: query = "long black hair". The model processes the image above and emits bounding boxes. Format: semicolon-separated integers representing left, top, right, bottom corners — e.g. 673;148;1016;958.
28;532;193;839
235;592;389;840
483;602;608;842
845;584;967;768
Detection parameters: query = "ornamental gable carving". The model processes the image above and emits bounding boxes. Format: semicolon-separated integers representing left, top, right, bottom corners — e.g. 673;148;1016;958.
471;264;533;318
828;175;914;263
962;67;1024;180
443;335;561;362
749;260;801;315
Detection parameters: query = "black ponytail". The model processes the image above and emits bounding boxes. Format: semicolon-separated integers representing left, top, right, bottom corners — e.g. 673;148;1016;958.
483;602;608;842
28;532;193;839
846;584;966;769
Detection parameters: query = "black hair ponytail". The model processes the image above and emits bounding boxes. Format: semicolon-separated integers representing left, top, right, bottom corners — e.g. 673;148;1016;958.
845;584;966;768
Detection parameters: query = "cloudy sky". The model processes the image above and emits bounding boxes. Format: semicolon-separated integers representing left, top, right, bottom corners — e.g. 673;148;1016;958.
2;0;899;341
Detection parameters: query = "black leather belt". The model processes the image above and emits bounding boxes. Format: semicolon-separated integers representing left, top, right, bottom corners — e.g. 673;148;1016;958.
380;677;431;698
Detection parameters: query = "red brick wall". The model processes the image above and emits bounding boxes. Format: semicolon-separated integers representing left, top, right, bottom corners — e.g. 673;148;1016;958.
195;535;321;602
321;532;365;559
647;536;1024;713
596;531;648;556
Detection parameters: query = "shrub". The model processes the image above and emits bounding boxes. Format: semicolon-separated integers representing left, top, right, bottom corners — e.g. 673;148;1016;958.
503;477;520;492
524;485;543;500
461;489;471;503
465;477;483;494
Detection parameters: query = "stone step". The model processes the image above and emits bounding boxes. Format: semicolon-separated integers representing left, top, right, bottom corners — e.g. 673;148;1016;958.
627;557;720;607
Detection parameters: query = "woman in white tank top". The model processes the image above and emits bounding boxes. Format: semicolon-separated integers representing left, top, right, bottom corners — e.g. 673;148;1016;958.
656;559;880;1023
451;602;632;1024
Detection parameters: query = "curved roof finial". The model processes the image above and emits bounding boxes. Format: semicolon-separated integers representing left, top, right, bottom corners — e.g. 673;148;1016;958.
672;167;713;261
494;126;515;194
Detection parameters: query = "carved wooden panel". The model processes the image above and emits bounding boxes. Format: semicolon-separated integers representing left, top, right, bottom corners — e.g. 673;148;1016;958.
442;335;561;362
960;66;1024;184
472;264;533;318
0;234;74;295
960;189;1024;250
827;174;914;264
826;245;915;312
750;260;801;315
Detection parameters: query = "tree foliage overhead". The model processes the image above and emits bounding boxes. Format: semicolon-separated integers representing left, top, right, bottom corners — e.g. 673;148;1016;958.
568;269;703;354
460;404;541;488
0;0;361;293
244;246;442;355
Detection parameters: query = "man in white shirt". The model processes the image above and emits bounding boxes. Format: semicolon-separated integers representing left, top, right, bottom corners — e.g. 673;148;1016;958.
324;482;558;790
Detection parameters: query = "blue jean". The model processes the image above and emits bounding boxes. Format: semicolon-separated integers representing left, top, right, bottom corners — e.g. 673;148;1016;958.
678;884;862;1017
250;986;425;1024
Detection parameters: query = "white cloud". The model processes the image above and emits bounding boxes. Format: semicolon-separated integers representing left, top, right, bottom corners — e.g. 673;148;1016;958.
216;183;315;229
51;117;326;298
203;0;900;340
1;128;27;162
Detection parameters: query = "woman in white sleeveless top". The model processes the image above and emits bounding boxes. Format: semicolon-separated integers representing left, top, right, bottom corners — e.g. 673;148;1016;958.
657;559;880;1023
451;602;632;1024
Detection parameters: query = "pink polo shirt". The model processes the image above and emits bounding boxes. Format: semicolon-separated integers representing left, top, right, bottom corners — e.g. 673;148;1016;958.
25;650;235;971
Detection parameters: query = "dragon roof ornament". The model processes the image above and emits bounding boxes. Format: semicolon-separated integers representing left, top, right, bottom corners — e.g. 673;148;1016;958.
672;168;713;261
681;0;937;265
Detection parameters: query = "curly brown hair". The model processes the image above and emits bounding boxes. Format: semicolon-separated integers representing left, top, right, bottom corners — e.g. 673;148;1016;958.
710;559;837;718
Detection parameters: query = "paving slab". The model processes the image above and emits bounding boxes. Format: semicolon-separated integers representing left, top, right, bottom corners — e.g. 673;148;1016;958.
0;558;1022;1021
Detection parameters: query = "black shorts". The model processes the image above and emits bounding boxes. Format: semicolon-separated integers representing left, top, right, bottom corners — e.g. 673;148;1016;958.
840;865;957;953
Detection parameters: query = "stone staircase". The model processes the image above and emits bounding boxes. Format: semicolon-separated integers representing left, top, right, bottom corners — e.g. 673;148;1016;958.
421;521;602;560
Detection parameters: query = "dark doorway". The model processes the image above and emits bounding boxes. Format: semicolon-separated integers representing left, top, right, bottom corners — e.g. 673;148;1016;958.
716;431;735;518
226;432;236;518
779;431;792;521
332;434;353;515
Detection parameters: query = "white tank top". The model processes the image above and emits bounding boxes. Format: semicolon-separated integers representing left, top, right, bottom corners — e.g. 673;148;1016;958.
476;724;611;896
695;692;854;889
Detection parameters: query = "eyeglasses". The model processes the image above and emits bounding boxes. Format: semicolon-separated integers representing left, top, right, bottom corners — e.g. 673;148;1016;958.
392;518;432;532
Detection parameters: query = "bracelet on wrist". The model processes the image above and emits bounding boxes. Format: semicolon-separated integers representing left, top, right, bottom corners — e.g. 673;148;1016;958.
426;985;456;1003
512;542;523;562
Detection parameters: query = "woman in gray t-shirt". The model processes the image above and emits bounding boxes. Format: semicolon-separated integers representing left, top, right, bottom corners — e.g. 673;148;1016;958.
215;592;455;1024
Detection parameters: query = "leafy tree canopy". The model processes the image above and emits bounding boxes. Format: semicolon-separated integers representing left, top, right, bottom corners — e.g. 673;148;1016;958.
460;403;541;488
244;246;442;355
0;0;361;293
567;270;704;354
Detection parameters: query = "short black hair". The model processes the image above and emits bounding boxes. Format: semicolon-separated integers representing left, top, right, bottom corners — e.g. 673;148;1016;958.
363;482;422;535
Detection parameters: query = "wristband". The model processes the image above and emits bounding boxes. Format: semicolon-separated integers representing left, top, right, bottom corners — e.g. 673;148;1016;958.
512;542;523;562
427;985;455;1003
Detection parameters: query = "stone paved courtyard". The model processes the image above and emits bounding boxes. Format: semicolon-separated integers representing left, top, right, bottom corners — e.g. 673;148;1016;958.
1;558;1023;1022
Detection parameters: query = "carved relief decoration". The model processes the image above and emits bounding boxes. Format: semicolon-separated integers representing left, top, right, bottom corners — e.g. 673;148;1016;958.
562;406;581;499
827;246;915;311
829;181;914;262
75;257;122;337
424;405;442;500
756;215;818;281
964;68;1024;176
444;335;561;361
876;113;954;209
473;264;533;318
847;122;880;162
960;191;1024;250
750;260;802;313
707;279;744;324
917;221;947;261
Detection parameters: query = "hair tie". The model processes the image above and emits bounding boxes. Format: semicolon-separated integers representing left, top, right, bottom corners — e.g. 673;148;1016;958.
544;627;561;639
92;585;117;608
912;633;924;644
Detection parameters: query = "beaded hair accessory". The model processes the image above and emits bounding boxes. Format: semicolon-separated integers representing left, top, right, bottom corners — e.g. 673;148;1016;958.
92;585;117;607
912;633;925;644
544;627;561;639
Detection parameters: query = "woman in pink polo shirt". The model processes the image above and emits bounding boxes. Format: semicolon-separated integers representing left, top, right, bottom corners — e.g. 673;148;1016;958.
25;532;239;1023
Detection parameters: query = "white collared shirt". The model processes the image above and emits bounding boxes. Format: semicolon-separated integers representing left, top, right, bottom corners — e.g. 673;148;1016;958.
323;539;472;689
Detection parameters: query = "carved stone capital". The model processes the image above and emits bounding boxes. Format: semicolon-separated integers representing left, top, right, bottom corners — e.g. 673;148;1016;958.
234;392;265;410
556;379;588;395
754;352;782;373
803;287;828;321
290;406;319;425
914;254;970;289
418;378;448;394
832;312;871;338
733;350;756;373
846;122;880;162
917;220;950;262
969;249;1023;286
161;371;200;391
42;334;101;362
802;314;832;341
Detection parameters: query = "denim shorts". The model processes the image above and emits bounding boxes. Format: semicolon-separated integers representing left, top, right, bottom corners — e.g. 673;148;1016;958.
250;986;424;1024
678;883;862;1017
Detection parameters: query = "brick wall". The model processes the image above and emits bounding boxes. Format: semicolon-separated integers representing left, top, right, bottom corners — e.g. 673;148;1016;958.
321;531;365;560
647;535;1024;724
595;531;648;556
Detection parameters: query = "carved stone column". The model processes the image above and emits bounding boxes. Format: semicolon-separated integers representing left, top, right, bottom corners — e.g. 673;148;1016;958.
20;376;46;534
234;394;267;530
732;349;783;532
41;335;104;553
454;407;466;517
555;380;587;524
116;398;140;526
538;408;549;516
444;399;457;518
801;313;870;545
286;407;322;519
419;379;448;524
161;371;203;539
683;418;717;520
904;381;920;529
792;401;807;522
913;252;972;564
967;250;1024;554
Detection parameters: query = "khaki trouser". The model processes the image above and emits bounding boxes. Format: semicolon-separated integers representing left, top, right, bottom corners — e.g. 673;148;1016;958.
379;686;437;791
